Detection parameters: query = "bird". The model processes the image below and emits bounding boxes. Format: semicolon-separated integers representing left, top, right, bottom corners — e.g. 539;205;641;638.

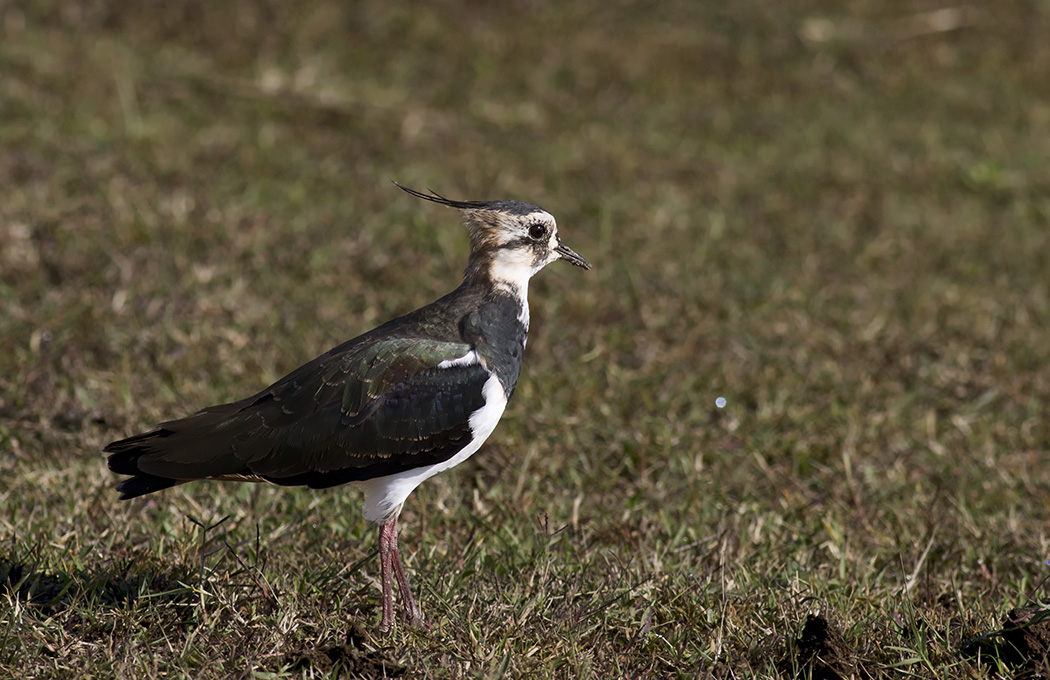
105;182;591;632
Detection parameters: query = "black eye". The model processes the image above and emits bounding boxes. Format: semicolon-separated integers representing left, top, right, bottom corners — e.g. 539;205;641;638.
528;223;547;240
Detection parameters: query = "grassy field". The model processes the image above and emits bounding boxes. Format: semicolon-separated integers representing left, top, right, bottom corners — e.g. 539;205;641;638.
3;1;1050;677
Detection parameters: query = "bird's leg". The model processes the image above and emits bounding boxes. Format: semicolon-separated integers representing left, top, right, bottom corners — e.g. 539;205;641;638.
378;519;397;632
378;515;426;631
390;531;425;628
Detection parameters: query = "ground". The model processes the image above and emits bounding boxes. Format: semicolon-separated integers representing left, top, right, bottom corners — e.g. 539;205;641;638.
2;1;1050;678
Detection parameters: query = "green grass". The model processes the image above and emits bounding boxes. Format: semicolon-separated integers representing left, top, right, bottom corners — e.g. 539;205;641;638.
3;1;1050;677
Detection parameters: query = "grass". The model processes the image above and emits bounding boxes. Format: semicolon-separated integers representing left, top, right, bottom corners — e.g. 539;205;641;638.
3;0;1050;677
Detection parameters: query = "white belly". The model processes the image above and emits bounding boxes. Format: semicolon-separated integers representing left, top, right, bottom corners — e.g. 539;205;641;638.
359;373;508;523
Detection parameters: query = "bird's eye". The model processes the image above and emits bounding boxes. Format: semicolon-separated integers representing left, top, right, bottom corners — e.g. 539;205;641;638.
528;223;547;240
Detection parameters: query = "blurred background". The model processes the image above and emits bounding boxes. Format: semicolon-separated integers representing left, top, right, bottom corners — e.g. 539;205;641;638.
2;1;1049;676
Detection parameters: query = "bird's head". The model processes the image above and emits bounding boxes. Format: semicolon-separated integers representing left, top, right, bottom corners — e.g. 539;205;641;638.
395;183;590;292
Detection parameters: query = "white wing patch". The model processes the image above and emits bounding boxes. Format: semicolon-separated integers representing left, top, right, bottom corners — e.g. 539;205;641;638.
437;349;480;369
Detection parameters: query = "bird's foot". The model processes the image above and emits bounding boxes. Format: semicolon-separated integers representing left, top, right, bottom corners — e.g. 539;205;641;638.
406;605;429;631
377;608;428;633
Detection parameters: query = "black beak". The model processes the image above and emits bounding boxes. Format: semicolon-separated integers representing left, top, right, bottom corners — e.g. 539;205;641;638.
555;240;591;270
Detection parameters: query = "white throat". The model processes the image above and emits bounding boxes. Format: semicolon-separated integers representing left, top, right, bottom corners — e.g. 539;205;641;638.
489;250;537;292
488;251;538;329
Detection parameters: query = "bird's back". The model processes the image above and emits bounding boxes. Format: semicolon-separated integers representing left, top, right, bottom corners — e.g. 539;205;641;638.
106;282;527;499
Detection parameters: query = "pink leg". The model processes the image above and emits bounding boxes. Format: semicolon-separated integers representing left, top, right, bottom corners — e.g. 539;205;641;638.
391;540;425;627
378;520;397;632
377;516;426;631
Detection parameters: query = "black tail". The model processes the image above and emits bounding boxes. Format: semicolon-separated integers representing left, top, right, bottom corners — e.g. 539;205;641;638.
114;473;179;499
106;429;180;500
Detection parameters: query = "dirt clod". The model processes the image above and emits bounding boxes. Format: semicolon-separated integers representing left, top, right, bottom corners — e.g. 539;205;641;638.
283;625;406;678
785;614;858;680
963;606;1050;678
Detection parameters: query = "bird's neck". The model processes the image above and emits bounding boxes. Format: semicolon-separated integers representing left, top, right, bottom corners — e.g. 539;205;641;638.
467;290;529;398
464;252;532;332
440;266;530;400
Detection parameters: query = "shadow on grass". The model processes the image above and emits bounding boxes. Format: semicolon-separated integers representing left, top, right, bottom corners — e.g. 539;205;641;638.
0;554;196;614
1;552;408;677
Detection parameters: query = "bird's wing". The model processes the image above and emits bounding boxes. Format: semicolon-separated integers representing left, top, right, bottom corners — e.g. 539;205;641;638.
113;338;494;485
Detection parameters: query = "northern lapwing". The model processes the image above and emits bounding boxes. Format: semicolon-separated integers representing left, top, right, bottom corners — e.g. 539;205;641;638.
105;183;590;632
